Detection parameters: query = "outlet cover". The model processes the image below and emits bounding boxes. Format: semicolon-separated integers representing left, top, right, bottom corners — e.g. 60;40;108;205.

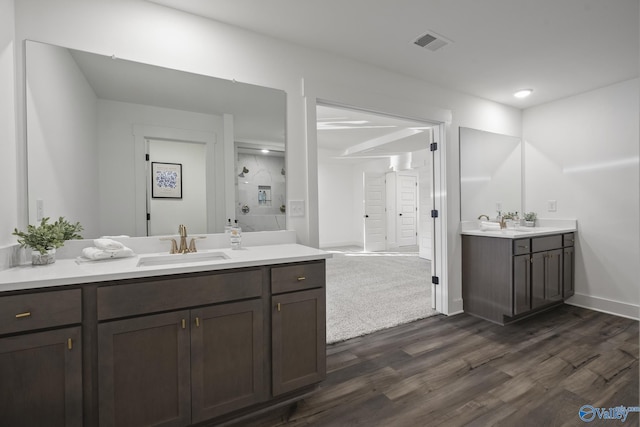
289;200;305;217
547;200;557;212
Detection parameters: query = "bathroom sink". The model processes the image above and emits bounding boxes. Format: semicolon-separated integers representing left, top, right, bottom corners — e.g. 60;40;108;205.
498;228;538;235
137;251;229;267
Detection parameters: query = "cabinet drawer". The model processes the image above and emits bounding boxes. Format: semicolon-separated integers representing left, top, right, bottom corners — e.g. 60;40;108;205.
532;235;562;252
563;233;575;247
271;261;325;294
513;239;531;255
0;289;81;335
98;269;262;320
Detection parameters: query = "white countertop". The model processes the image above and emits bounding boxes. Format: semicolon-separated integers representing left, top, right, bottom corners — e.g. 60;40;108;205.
460;218;577;239
0;244;331;293
461;226;576;239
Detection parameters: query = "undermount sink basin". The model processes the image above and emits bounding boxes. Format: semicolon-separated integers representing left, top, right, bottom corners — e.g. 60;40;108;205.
137;251;229;267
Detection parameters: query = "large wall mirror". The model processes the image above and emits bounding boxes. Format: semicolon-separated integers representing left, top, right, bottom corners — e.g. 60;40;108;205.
25;40;286;238
459;127;522;221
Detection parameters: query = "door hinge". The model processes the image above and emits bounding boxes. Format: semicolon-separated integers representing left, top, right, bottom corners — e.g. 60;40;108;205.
431;209;439;218
432;276;439;285
145;154;150;161
430;142;438;152
146;213;151;220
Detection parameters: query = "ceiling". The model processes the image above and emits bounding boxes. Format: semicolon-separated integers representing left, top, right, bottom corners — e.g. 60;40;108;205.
148;0;639;110
316;104;435;161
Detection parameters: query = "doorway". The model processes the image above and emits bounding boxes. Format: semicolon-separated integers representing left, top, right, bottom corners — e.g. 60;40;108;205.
316;103;440;343
146;138;207;236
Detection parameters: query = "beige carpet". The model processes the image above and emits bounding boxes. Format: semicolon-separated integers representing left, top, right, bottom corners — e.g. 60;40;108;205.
324;246;438;343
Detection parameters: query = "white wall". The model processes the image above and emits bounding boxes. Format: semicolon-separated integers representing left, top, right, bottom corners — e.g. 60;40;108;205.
26;41;100;236
11;0;523;314
317;157;363;248
523;79;640;319
0;0;17;248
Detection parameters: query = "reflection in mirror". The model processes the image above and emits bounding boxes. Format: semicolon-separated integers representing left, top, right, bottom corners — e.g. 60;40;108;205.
235;143;286;231
25;40;286;238
459;127;522;221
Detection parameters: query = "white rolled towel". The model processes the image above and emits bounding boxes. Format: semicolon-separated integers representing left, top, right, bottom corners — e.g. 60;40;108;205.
94;238;125;250
82;246;135;260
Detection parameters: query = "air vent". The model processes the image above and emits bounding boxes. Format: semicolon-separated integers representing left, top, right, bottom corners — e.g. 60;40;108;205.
414;31;451;51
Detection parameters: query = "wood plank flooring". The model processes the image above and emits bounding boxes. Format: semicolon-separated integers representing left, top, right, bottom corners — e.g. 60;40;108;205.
238;305;638;427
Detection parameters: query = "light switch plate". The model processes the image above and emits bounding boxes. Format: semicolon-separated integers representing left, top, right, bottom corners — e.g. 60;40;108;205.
547;200;557;212
289;200;305;217
36;199;44;221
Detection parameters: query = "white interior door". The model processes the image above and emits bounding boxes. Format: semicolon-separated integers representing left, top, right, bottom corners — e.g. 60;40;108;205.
147;139;207;236
364;173;386;252
397;174;417;246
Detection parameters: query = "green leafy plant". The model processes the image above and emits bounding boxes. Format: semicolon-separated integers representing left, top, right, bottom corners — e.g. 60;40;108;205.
524;212;537;221
502;212;516;220
13;217;83;254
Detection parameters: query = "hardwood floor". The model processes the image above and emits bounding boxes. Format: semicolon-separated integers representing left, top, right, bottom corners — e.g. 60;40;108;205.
238;305;638;426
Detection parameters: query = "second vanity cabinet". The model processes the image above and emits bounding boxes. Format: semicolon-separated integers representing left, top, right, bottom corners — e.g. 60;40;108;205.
463;232;575;325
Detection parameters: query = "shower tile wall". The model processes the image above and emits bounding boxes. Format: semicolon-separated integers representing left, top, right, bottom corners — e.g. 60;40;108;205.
236;153;286;231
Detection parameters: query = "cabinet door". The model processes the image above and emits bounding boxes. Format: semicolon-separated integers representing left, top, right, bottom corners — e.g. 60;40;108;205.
272;288;326;396
191;299;265;422
98;311;191;427
513;254;531;315
563;246;575;298
0;326;82;427
531;252;546;309
545;249;563;303
532;250;563;309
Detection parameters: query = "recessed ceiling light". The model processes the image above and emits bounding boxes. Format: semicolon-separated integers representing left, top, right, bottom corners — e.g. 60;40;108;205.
514;89;533;98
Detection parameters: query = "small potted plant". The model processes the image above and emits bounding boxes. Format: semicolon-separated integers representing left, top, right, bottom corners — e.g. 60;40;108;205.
523;212;537;227
13;217;83;265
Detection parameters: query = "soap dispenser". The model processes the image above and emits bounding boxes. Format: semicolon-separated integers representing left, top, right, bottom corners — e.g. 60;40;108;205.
224;218;233;234
230;220;242;250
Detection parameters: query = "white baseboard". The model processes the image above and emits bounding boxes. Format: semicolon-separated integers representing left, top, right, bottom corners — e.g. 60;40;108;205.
566;293;639;321
444;298;464;316
319;240;361;250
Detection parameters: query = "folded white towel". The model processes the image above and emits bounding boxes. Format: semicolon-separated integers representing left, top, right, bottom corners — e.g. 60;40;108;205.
82;246;135;260
480;221;501;231
100;235;130;239
94;238;125;250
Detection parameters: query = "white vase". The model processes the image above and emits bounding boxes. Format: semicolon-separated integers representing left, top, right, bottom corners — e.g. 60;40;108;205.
32;248;56;265
524;220;535;227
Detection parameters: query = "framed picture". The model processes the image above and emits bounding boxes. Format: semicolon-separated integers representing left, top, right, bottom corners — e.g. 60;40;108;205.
151;162;182;199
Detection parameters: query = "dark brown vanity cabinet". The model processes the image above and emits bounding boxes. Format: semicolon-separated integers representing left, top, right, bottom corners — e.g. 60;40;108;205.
97;269;265;427
463;233;575;324
563;233;575;298
0;289;83;427
271;262;326;396
1;259;326;427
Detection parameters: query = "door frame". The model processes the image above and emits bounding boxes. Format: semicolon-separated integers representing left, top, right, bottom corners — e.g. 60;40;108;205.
311;98;449;314
133;125;216;236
